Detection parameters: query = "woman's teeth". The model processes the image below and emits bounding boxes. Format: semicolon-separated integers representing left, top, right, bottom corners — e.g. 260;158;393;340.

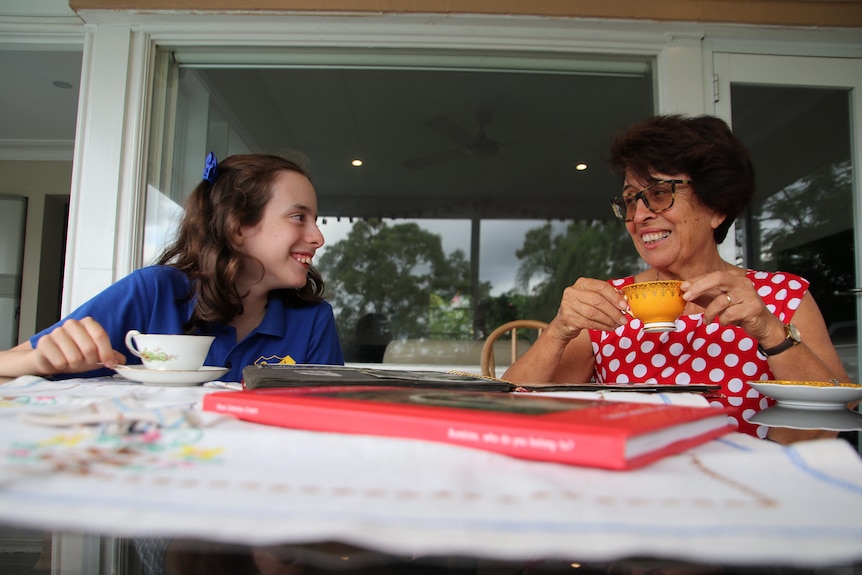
294;255;313;264
642;231;670;244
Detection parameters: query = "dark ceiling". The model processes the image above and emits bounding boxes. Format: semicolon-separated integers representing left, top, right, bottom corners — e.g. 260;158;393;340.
187;59;655;222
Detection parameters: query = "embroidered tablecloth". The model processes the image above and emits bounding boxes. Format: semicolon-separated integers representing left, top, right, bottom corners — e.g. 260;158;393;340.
1;376;861;568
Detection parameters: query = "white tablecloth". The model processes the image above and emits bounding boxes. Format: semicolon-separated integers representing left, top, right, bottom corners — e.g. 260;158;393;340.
1;376;861;568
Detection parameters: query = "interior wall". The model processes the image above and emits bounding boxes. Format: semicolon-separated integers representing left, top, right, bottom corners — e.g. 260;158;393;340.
68;0;862;28
0;161;72;343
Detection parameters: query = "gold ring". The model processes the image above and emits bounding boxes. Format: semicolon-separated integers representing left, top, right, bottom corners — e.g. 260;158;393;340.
725;293;733;306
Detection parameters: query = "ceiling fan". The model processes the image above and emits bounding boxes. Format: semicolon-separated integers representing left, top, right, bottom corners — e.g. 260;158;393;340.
404;111;504;170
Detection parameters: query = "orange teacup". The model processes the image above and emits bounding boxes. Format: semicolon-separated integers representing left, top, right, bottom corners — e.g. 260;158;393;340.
621;280;685;332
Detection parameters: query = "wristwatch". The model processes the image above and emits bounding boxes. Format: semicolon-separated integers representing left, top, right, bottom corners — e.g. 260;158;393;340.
757;323;802;356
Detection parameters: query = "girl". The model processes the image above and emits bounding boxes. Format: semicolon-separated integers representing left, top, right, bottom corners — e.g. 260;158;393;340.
0;153;343;382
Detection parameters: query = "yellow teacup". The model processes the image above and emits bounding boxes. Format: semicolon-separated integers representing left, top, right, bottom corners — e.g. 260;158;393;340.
621;280;685;332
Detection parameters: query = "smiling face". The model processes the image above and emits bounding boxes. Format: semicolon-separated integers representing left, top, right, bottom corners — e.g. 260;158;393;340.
234;169;324;295
624;169;727;278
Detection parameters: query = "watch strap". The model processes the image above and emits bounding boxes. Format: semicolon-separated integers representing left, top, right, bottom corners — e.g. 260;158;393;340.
757;323;800;357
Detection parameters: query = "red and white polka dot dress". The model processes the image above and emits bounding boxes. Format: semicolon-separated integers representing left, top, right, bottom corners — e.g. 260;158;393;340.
590;270;809;438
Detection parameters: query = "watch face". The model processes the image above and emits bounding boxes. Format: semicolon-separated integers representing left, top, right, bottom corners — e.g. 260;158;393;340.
788;323;801;343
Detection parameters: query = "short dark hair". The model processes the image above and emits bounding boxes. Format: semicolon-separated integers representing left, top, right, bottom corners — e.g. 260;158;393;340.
608;114;755;243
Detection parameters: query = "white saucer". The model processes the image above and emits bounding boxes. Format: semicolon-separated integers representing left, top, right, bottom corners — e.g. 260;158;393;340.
747;380;862;409
113;364;229;386
642;321;677;333
746;404;862;431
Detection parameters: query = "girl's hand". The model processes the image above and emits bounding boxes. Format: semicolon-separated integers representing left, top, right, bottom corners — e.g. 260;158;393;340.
549;277;629;342
32;317;126;375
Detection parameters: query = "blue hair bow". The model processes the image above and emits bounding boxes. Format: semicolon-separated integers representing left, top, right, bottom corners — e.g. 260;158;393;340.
202;151;218;183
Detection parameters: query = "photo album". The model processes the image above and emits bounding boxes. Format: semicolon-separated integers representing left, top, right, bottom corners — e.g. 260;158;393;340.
242;364;722;395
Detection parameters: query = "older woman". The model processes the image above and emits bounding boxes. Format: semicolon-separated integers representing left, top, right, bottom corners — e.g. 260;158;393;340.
503;114;848;443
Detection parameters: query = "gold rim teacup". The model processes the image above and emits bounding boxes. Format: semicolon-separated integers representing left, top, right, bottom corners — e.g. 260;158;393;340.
621;280;685;333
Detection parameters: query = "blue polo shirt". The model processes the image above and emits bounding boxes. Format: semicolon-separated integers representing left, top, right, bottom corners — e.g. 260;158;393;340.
31;266;344;382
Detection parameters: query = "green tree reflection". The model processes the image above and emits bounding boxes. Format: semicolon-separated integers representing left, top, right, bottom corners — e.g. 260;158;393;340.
756;161;853;328
511;220;642;322
318;218;642;360
316;218;474;360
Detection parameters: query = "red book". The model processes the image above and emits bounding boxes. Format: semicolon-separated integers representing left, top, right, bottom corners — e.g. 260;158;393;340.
202;386;734;470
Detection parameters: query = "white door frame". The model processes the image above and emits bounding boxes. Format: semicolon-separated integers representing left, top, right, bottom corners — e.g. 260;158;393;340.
712;51;862;380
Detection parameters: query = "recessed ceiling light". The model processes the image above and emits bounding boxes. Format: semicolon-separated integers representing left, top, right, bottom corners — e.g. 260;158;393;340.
351;159;363;167
575;163;588;171
52;81;73;89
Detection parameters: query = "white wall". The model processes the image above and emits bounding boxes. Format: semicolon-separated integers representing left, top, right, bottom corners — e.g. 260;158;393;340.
0;161;72;342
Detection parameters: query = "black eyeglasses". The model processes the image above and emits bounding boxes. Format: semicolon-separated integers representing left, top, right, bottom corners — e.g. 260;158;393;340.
610;179;693;222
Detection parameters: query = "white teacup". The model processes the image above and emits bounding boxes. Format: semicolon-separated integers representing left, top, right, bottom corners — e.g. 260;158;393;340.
124;330;215;371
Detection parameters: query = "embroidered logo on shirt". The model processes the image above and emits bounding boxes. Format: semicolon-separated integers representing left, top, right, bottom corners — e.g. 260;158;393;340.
254;355;296;366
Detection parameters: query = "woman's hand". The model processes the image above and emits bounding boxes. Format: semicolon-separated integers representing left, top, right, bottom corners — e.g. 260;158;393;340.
503;276;627;385
681;270;848;384
680;271;781;343
30;317;125;375
549;277;629;342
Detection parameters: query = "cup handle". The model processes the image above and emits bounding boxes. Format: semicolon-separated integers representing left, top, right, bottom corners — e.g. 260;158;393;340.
621;294;634;318
125;330;144;359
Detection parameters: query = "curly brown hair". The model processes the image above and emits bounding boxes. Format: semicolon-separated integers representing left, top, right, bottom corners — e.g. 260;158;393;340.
608;114;755;243
156;153;325;333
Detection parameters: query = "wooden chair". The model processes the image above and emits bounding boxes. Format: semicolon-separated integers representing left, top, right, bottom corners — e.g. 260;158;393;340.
480;319;549;378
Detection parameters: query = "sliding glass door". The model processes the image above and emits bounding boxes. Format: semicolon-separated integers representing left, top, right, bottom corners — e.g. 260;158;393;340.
714;53;862;382
146;48;654;365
